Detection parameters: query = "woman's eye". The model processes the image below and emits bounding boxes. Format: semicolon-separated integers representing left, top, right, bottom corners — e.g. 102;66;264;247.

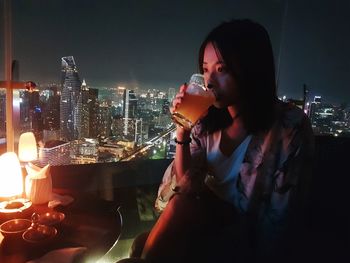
217;66;227;73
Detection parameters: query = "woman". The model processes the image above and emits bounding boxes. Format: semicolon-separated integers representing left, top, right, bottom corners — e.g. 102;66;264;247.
122;19;314;263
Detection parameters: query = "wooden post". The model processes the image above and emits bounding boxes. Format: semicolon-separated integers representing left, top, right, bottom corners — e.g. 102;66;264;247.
4;0;14;152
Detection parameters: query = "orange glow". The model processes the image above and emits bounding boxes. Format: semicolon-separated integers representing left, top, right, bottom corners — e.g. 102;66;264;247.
0;152;23;198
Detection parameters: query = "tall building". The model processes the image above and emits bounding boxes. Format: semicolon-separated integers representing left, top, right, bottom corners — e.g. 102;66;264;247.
117;86;126;98
309;96;322;126
19;90;43;139
31;106;43;139
303;84;309;110
134;119;143;145
98;102;112;137
123;89;137;119
19;91;31;132
168;87;176;103
88;88;99;138
81;79;90;138
60;56;82;141
162;99;170;115
42;130;60;142
111;117;125;139
309;96;337;135
42;86;60;133
166;130;176;159
123;89;138;136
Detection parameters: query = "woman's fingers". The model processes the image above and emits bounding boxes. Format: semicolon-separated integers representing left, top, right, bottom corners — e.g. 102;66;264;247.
170;97;183;114
179;83;187;93
170;84;187;114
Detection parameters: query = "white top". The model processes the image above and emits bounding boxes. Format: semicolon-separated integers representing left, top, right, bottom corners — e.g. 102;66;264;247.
205;130;252;206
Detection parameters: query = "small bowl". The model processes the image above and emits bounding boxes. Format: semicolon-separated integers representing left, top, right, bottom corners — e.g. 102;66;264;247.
0;219;31;237
22;224;57;243
38;211;65;226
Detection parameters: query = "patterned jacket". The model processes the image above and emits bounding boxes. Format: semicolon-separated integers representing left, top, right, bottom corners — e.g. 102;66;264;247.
156;101;315;256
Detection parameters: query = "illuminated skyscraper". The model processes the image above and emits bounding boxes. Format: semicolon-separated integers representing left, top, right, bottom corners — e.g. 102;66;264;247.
19;90;43;139
162;99;170;115
309;96;322;126
42;86;60;132
19;91;31;132
98;102;112;137
81;79;90;138
123;89;138;136
123;89;137;119
60;56;82;141
168;87;175;103
134;119;143;145
88;88;99;138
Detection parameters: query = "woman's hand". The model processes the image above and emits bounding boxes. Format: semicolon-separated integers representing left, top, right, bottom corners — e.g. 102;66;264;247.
170;83;187;115
170;84;191;139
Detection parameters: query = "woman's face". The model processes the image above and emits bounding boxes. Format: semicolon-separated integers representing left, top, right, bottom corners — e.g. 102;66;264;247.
202;42;239;108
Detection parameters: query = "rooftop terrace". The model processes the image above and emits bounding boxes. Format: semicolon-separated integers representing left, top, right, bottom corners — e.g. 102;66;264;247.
45;135;350;262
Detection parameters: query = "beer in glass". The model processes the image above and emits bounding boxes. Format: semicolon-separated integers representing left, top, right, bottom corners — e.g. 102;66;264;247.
172;74;215;130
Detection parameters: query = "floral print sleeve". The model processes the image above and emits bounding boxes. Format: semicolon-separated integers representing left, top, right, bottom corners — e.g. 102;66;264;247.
155;124;207;212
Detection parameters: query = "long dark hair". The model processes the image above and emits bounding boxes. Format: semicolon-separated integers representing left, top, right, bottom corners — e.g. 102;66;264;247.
198;19;278;135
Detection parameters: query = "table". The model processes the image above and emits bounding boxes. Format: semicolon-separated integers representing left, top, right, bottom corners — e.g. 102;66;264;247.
0;189;122;263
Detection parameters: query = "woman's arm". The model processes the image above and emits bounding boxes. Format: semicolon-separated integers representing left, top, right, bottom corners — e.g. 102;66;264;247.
155;124;206;212
173;127;193;187
169;83;207;191
155;83;207;211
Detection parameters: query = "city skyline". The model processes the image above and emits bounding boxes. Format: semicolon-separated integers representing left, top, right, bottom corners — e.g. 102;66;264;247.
1;76;349;166
1;0;349;104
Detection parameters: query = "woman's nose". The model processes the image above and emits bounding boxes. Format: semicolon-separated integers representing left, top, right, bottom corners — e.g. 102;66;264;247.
206;71;217;87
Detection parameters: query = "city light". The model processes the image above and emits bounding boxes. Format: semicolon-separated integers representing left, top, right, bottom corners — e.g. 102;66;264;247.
1;56;349;165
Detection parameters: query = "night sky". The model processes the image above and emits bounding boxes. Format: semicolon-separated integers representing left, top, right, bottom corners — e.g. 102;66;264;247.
0;0;349;104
